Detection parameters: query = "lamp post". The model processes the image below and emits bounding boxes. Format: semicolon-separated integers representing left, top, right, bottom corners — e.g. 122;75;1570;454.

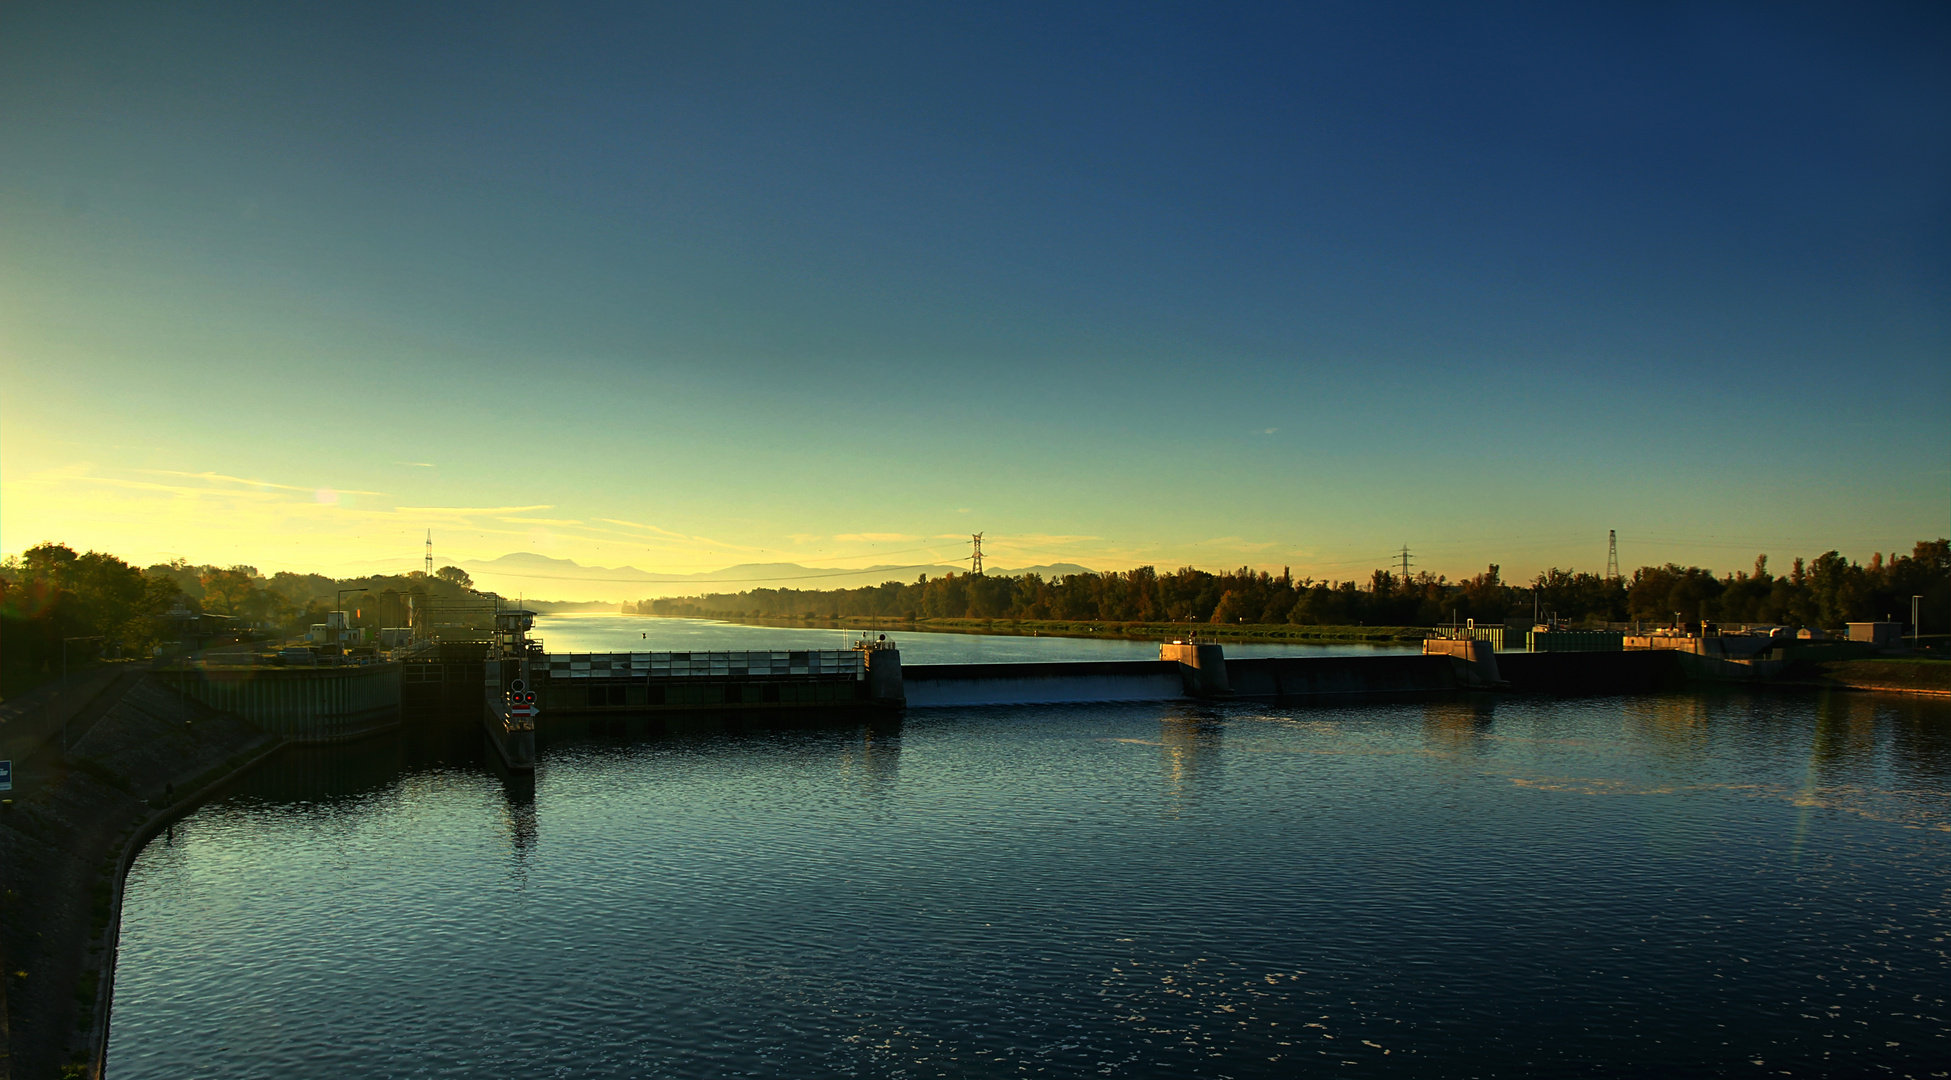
334;587;369;651
1916;595;1924;651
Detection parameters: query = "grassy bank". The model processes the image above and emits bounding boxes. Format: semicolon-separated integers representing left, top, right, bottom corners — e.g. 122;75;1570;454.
1812;657;1951;695
683;613;1433;645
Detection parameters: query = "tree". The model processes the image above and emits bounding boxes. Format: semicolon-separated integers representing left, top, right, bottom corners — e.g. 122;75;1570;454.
3;544;183;690
199;567;259;617
1210;590;1254;624
435;565;473;589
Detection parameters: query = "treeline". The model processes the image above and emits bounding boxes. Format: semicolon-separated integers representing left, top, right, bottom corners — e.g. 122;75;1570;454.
0;542;484;693
636;540;1950;633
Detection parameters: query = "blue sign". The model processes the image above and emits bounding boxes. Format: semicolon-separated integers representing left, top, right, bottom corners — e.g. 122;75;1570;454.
0;759;11;792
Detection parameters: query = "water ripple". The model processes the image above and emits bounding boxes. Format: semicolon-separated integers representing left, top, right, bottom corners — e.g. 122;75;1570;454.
109;692;1951;1078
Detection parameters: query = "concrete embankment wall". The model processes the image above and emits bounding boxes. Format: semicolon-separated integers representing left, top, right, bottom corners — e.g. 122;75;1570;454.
1227;655;1463;698
902;651;1687;707
1497;650;1686;694
903;655;1470;707
0;674;281;1080
902;660;1187;707
159;663;402;742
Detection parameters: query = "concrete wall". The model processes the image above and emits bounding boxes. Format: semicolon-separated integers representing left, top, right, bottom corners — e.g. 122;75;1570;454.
162;662;402;742
1527;631;1625;652
902;660;1187;707
1226;655;1462;698
1496;650;1685;694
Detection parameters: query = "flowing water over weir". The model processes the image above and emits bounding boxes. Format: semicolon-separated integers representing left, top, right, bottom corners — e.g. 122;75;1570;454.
103;685;1951;1079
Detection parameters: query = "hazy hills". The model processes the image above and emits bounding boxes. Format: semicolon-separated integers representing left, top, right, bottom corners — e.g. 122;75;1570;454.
458;552;1094;603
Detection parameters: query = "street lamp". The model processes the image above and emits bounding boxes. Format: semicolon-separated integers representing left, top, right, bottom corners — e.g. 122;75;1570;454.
334;588;370;650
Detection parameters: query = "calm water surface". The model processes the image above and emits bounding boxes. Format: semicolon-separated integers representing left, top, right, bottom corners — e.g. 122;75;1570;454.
531;613;1420;661
109;691;1951;1078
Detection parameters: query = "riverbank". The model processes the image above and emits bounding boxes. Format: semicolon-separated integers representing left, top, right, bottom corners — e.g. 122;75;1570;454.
1800;657;1951;696
647;613;1432;645
0;672;281;1080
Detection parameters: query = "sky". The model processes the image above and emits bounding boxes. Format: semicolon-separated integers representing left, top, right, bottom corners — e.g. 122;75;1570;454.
3;1;1947;591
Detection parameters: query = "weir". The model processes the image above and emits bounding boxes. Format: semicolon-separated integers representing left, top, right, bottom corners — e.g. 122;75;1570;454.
156;635;1691;756
497;637;1682;714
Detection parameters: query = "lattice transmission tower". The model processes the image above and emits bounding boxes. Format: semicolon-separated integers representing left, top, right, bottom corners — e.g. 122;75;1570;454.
1398;544;1413;582
969;533;985;576
425;530;435;576
1606;530;1620;582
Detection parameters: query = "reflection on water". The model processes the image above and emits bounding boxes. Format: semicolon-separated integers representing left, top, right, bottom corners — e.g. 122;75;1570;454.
109;692;1951;1078
1420;694;1496;755
837;720;902;794
497;767;538;883
1154;707;1223;813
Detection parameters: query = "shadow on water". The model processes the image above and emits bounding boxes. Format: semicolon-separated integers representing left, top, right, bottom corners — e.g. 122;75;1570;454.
538;706;904;745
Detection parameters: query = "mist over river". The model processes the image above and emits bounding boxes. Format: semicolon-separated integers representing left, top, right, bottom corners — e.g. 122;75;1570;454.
106;688;1951;1078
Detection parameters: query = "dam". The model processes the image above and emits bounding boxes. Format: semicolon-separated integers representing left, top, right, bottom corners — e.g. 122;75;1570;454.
484;634;1683;722
159;625;1694;769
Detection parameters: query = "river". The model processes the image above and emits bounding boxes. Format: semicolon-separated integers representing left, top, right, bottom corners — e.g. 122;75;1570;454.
528;612;1423;662
104;651;1951;1077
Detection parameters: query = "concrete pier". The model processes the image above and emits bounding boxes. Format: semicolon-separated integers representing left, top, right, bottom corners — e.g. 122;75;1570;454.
1160;642;1231;697
484;707;536;769
1422;638;1504;687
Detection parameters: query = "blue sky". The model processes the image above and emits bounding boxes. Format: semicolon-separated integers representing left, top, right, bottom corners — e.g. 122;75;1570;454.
2;2;1945;586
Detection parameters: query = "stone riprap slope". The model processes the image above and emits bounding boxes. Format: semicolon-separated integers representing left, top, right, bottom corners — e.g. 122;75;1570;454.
1;675;278;1080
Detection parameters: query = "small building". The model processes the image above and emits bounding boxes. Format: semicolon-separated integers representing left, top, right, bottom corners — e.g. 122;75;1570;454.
1847;622;1904;648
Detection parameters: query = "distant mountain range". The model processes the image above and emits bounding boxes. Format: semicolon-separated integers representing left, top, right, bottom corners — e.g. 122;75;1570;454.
457;552;1095;603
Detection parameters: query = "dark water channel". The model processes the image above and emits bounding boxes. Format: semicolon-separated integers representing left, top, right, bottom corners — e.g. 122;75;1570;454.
107;691;1951;1078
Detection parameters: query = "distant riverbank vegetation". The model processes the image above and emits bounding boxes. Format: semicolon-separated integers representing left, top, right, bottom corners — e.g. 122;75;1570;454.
6;538;1945;695
632;540;1950;637
0;543;498;696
